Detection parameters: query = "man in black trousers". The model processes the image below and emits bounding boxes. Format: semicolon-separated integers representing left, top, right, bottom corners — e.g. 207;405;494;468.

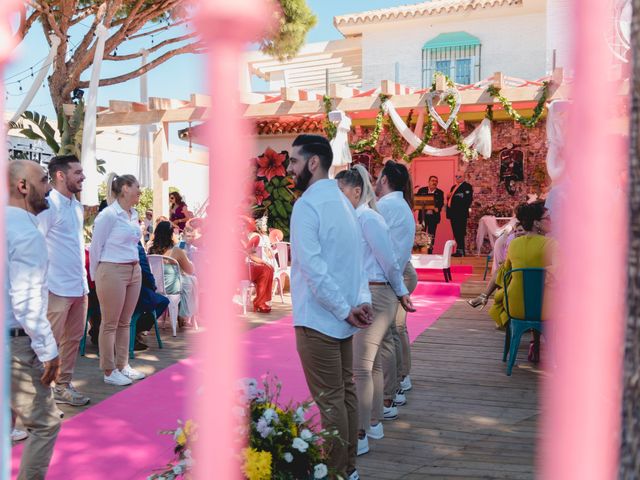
446;171;474;257
416;175;444;254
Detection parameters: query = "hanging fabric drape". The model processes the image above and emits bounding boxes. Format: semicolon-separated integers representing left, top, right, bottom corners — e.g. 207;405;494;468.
545;100;571;181
329;110;352;178
383;100;492;159
138;49;152;188
9;34;61;123
80;23;108;205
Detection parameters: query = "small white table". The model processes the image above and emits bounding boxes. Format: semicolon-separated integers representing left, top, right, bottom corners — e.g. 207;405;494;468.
475;216;516;255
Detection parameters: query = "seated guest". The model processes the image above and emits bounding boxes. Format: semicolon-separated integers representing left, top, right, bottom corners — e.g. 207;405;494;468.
148;221;199;326
180;218;202;262
488;201;555;361
240;216;274;314
467;221;525;310
133;242;170;350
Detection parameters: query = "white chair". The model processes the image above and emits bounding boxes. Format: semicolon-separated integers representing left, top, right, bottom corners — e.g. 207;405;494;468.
272;241;291;303
411;240;457;282
236;256;256;315
147;254;182;336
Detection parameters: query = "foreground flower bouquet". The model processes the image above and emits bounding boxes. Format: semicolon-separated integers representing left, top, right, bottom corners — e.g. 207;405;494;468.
239;377;339;480
148;420;196;479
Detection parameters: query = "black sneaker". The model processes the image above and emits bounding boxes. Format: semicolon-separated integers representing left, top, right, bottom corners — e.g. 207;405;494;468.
134;340;148;351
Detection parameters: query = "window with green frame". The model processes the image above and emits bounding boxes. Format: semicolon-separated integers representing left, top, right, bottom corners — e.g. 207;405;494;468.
422;32;481;87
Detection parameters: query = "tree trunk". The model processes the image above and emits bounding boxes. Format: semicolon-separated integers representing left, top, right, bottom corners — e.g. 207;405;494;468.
620;0;640;477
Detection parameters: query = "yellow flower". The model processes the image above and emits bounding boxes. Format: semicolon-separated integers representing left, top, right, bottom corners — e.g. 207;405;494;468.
176;431;187;447
242;448;272;480
291;424;298;438
184;419;194;436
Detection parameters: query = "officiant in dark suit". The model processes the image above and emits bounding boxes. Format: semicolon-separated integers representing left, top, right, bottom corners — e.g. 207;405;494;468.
416;175;444;254
446;171;474;257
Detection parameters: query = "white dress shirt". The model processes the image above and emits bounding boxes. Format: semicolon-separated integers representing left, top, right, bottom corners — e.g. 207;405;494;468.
5;206;58;362
290;179;371;339
355;204;408;297
38;188;88;297
89;201;140;279
377;191;416;270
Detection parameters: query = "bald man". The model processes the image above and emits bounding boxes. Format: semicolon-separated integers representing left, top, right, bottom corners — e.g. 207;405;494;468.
6;160;62;480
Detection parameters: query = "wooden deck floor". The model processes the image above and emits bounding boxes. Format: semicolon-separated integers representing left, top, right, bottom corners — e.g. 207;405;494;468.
357;257;542;479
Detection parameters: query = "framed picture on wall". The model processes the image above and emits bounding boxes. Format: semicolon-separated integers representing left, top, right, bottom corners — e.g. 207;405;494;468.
499;145;525;182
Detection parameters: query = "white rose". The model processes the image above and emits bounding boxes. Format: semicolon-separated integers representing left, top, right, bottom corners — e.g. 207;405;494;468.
292;437;309;453
262;408;277;424
294;406;306;423
283;452;293;463
313;463;328;479
300;429;313;441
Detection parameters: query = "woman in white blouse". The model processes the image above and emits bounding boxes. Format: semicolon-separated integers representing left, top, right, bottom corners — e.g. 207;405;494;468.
89;173;145;386
336;165;415;456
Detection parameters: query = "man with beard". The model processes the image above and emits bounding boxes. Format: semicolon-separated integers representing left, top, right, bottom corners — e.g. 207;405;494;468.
6;160;62;479
416;175;444;254
446;170;474;257
287;134;372;480
38;155;90;406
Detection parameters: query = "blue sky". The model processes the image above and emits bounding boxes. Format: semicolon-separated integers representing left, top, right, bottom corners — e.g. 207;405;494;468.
4;1;407;120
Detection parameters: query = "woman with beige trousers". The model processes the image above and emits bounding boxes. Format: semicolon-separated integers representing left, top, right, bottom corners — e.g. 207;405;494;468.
336;165;415;456
90;173;146;386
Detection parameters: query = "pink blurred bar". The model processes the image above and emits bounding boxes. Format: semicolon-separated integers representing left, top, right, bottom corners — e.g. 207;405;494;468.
193;1;270;478
540;0;627;478
1;4;21;479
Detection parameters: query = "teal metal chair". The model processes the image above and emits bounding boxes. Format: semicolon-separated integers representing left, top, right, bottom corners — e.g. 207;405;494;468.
502;267;545;376
80;308;164;359
128;310;163;359
483;254;493;280
79;305;98;356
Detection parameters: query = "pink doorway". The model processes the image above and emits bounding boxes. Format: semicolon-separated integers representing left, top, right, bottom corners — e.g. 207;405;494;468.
410;156;457;254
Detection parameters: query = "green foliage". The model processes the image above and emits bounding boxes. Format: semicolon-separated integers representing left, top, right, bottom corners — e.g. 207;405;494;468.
322;96;337;139
260;0;317;60
136;187;154;218
9;111;60;153
487;82;549;128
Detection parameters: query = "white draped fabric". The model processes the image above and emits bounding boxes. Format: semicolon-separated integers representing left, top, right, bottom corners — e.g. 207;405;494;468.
382;100;493;159
545;100;571;181
138;49;152;188
475;215;516;255
329;111;352;178
80;23;108;205
9;35;61;123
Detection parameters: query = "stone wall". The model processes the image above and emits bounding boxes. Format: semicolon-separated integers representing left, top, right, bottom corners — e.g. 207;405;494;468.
351;119;550;254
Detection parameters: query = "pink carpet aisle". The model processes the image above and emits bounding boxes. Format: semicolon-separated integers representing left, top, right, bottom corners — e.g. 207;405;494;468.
11;274;465;479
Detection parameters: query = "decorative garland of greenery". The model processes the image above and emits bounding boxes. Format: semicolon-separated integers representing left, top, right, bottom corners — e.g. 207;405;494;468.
348;93;389;153
487;81;549;128
322;95;337;139
443;91;475;160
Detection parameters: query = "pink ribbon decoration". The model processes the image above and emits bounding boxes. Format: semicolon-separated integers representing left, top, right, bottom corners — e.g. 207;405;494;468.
1;3;24;479
540;0;628;478
193;0;273;478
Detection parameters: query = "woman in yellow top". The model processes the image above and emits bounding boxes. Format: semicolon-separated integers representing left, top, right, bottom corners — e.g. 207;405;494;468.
489;200;554;331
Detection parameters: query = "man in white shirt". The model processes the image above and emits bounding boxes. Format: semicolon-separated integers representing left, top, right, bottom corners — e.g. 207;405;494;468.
37;155;90;406
287;134;372;480
6;160;62;480
375;160;418;416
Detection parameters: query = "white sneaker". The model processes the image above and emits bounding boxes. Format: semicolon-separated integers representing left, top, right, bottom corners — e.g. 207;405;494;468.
357;435;369;456
11;428;28;442
400;375;412;391
383;405;398;420
104;369;132;386
348;470;360;480
366;422;384;440
394;389;407;406
120;365;146;381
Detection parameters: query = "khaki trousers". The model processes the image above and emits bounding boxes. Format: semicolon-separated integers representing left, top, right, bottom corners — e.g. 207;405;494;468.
295;327;357;478
48;293;88;386
394;263;418;382
11;336;62;480
353;284;398;430
95;262;141;371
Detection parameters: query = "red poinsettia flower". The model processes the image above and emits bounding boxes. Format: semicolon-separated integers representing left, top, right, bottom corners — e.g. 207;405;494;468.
256;148;287;181
253;180;270;205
